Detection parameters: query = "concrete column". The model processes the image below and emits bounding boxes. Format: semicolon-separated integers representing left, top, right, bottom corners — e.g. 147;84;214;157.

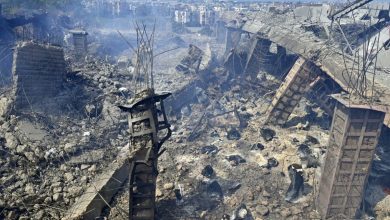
70;30;88;58
224;26;241;56
266;57;319;125
215;21;226;43
12;42;65;109
316;95;385;219
244;36;272;78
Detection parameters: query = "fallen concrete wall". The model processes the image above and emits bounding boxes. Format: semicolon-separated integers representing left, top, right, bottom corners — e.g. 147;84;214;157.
64;146;134;219
164;79;201;115
12;42;65;109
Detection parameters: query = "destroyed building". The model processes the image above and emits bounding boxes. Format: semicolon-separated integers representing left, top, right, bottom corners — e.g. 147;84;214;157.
1;0;390;220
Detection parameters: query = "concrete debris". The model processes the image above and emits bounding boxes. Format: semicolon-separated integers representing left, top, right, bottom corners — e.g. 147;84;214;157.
227;128;241;140
260;128;276;142
228;182;241;194
176;44;204;74
266;157;279;169
201;145;219;156
226;155;246;166
251;143;265;150
256;205;270;216
1;1;390;219
231;204;249;220
297;144;319;168
201;165;214;178
207;180;223;200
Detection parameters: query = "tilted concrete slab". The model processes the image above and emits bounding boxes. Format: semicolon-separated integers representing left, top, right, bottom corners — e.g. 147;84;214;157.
236;12;390;125
63;146;137;220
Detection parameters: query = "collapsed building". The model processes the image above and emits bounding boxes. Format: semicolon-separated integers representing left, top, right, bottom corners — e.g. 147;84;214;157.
1;0;390;220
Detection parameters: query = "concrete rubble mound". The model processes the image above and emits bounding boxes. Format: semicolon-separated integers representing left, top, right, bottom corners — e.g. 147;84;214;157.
1;1;390;220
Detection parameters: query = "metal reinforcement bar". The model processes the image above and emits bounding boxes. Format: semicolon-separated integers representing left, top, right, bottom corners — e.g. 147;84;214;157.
328;0;373;21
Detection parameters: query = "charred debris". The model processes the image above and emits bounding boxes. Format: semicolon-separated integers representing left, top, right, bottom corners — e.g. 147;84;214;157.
1;1;390;220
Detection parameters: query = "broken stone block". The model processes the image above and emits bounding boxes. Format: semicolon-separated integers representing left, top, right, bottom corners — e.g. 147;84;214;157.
64;143;76;153
251;143;265;150
201;165;214;178
266;157;279;169
163;183;174;190
228;182;241;195
227;128;241;140
222;214;230;220
200;145;219;156
207;180;223;200
25;184;34;194
304;135;319;145
297;144;319;168
24;151;36;162
0;97;9;117
64;173;75;182
231;204;248;219
297;144;311;158
256;205;269;216
260;128;276;142
80;164;90;170
52;193;62;202
156;188;163;197
16;145;28;154
226;155;246;166
4;132;18;149
88;164;97;172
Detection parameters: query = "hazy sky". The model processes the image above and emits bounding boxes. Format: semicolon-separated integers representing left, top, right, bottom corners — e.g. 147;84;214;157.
227;0;389;2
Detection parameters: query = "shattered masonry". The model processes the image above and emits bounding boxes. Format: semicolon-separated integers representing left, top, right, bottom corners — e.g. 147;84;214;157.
1;1;390;220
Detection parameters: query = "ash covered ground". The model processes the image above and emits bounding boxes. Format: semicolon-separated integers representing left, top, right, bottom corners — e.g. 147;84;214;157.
1;1;390;220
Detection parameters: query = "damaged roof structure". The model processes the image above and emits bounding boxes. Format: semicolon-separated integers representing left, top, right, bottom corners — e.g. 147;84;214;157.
1;0;390;220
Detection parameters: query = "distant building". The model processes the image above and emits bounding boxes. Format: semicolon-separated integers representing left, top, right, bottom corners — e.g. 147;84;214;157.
113;0;129;17
175;10;190;24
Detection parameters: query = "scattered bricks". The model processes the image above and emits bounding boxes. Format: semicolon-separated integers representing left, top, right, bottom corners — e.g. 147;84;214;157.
266;57;320;125
316;95;386;219
12;42;65;110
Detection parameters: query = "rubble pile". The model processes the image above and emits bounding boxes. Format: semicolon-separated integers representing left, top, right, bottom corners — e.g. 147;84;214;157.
1;1;390;219
0;57;131;219
153;70;329;219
